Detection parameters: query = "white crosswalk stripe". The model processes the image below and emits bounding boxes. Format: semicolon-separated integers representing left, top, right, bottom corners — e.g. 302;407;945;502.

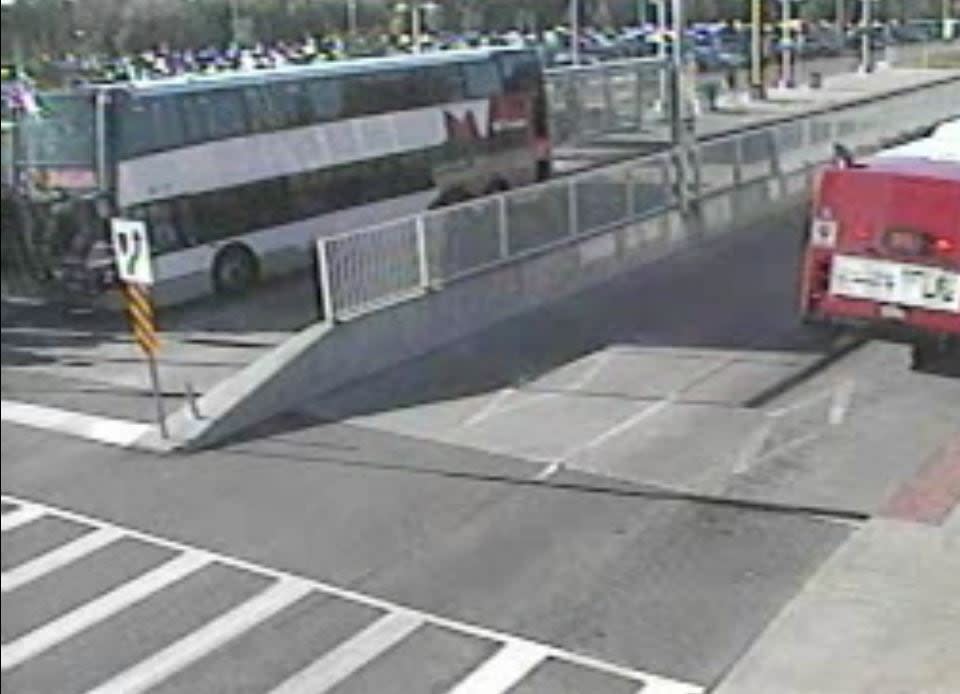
2;527;124;593
1;551;211;672
85;577;314;694
268;611;424;694
0;505;46;532
446;640;549;694
0;494;705;693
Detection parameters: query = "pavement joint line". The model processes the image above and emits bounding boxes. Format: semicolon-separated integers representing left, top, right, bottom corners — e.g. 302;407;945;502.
0;504;46;532
459;387;519;428
554;353;740;466
267;611;424;694
0;494;703;691
84;577;315;694
0;399;154;449
446;640;549;694
1;526;125;593
0;550;213;672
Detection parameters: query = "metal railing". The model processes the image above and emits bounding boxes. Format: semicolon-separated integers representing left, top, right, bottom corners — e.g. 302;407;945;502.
545;57;664;147
318;76;959;323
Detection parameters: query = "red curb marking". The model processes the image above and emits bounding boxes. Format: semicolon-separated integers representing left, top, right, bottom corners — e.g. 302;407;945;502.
882;435;960;525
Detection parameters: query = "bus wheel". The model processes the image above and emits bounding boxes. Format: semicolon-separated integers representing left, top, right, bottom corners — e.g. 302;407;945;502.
213;245;259;295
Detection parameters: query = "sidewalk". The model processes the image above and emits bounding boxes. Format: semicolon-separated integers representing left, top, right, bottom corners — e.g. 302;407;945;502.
554;66;959;174
713;439;960;694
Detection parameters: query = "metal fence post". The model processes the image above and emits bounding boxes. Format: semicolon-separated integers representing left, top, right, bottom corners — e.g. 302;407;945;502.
415;215;430;290
568;177;580;236
733;134;744;187
497;194;510;259
625;166;636;220
316;238;335;324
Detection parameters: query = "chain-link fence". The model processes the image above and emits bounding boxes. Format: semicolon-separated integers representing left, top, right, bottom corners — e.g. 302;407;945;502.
320;77;959;322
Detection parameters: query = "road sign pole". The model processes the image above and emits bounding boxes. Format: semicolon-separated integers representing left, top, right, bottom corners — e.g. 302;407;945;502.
147;349;168;439
122;281;166;438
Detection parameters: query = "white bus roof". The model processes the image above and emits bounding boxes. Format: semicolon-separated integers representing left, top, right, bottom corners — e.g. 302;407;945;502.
92;47;535;97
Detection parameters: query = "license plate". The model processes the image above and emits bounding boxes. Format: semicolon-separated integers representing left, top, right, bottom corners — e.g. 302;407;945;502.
830;255;960;313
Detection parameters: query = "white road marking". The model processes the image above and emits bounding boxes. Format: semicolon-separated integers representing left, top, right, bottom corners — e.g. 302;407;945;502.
446;640;548;694
534;461;564;481
460;388;519;428
1;400;153;448
0;494;704;693
829;379;857;426
85;578;314;694
0;551;211;672
268;611;424;694
0;505;46;532
2;527;124;593
558;400;670;465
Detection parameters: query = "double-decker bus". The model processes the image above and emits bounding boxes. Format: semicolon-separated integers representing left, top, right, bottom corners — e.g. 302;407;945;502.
6;47;551;304
800;119;960;369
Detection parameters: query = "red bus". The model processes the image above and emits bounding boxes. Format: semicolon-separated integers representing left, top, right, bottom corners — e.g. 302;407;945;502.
800;119;960;369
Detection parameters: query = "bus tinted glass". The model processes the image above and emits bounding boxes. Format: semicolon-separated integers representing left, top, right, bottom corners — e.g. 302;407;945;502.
463;60;501;99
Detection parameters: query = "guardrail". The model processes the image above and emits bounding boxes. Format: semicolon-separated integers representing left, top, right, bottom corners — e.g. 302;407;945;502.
318;76;959;324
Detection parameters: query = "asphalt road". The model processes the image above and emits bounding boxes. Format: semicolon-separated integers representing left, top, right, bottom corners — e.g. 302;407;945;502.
4;200;958;692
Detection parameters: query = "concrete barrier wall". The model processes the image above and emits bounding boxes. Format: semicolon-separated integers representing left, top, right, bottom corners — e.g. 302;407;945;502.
165;168;807;450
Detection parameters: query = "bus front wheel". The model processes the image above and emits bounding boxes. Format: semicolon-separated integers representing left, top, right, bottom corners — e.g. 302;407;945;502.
213;245;259;295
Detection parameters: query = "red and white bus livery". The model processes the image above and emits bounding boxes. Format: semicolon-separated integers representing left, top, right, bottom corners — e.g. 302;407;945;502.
800;119;960;368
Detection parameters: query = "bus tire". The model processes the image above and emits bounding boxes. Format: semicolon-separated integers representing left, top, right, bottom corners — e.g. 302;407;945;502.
213;245;259;295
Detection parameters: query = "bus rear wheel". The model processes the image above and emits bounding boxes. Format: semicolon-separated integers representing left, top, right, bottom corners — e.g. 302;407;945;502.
213;245;259;295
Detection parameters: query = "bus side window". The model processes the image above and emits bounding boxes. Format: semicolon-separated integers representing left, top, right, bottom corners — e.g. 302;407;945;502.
127;201;186;254
420;65;466;105
182;94;213;144
345;71;417;116
152;96;186;151
306;78;343;122
208;88;248;139
463;61;501;99
120;98;152;157
497;53;540;92
243;86;285;133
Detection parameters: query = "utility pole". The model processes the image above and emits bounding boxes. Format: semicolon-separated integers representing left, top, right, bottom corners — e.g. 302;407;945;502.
836;0;845;29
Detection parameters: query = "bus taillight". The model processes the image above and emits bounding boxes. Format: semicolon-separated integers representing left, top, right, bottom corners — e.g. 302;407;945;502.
934;237;956;256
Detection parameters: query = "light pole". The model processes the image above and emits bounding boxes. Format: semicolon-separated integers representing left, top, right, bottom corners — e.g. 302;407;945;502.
347;0;358;37
569;0;580;66
750;0;764;98
860;0;872;73
780;0;792;88
657;0;667;110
